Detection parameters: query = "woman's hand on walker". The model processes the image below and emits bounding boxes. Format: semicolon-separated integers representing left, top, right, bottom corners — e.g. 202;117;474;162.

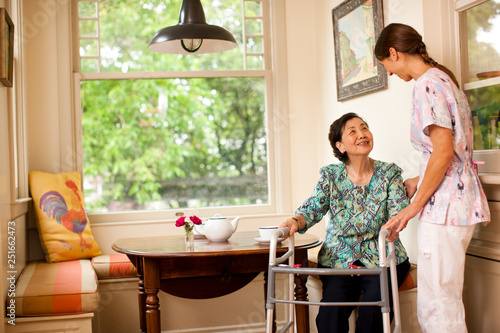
385;227;400;243
278;216;302;239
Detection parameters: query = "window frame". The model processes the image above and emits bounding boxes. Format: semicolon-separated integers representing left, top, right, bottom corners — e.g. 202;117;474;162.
423;0;500;175
71;0;292;223
10;1;31;219
454;0;500;173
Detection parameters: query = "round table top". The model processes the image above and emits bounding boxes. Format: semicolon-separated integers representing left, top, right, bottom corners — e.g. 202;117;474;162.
112;230;322;257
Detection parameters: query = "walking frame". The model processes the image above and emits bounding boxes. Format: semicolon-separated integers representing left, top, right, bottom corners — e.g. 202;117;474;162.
265;228;401;333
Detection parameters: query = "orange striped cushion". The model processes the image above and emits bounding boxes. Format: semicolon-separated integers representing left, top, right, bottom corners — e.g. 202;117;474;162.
398;263;417;291
7;260;99;316
91;254;137;279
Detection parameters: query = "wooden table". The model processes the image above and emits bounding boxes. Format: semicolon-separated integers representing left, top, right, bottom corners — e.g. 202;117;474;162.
112;231;321;333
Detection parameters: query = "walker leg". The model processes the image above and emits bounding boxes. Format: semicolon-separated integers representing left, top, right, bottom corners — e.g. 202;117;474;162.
266;309;275;333
389;263;401;332
382;313;391;333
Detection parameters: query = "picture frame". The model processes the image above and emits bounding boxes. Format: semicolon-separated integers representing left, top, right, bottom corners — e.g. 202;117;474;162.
332;0;387;101
0;8;14;87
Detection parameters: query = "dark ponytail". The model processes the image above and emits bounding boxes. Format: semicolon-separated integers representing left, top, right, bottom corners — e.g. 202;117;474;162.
374;23;460;88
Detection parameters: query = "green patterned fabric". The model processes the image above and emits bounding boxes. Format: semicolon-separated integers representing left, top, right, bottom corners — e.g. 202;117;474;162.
296;160;409;269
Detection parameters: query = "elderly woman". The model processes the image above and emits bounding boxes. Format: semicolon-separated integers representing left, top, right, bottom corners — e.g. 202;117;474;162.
279;112;410;333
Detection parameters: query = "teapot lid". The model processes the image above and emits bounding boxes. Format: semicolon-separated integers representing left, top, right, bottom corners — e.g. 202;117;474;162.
209;214;226;220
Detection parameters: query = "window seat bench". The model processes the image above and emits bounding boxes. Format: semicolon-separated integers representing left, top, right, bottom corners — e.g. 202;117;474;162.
6;254;137;333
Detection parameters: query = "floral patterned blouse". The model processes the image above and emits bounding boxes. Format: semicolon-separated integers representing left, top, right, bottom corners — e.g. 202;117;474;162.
295;160;409;269
411;68;490;225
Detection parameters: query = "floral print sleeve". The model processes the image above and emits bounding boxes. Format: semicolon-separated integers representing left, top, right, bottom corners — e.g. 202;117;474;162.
294;166;335;233
387;164;409;218
414;77;453;137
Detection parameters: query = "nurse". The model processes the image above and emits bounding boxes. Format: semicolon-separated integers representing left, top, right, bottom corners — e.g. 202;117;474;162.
374;23;490;332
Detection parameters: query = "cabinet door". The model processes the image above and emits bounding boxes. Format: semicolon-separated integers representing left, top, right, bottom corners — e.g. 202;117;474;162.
464;254;500;332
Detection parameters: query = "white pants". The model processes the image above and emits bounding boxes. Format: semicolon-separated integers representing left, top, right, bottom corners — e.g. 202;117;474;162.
417;221;475;333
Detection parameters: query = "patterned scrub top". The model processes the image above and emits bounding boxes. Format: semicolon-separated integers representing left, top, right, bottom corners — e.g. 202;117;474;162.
295;160;409;269
411;68;490;226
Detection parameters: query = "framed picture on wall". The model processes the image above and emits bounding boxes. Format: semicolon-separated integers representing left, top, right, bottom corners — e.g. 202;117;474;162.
332;0;387;101
0;8;14;87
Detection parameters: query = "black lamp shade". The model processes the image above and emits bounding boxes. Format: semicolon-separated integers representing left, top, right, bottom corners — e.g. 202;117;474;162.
148;0;238;54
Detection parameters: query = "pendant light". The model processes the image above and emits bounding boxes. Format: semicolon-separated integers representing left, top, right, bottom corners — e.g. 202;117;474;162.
148;0;238;54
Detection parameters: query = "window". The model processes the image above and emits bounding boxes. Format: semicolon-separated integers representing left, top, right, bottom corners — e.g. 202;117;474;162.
74;0;287;221
8;2;30;221
458;0;500;151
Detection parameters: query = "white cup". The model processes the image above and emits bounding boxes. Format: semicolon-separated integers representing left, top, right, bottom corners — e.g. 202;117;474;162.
259;226;279;241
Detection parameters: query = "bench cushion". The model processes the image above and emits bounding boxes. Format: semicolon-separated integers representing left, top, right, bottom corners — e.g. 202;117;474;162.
91;254;137;279
7;260;99;316
307;249;417;291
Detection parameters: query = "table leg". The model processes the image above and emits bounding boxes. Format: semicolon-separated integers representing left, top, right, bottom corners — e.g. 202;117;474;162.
137;259;147;333
294;273;310;333
143;257;161;333
294;249;311;333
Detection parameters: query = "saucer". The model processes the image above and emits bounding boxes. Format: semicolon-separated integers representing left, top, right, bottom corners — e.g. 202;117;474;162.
254;236;284;244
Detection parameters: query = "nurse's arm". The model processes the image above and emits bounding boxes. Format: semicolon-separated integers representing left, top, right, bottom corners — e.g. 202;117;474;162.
404;176;419;199
385;125;453;232
411;125;454;211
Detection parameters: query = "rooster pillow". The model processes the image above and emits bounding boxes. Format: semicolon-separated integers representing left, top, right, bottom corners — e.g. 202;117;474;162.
29;171;101;263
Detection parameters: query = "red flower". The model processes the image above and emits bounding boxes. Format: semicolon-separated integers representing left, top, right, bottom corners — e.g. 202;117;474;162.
175;216;186;227
190;215;202;225
176;215;202;236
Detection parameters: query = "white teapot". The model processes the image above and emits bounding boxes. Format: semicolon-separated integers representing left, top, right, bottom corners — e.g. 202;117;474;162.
194;214;241;242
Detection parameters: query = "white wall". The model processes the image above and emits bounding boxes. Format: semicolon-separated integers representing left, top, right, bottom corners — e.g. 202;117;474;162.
24;0;76;174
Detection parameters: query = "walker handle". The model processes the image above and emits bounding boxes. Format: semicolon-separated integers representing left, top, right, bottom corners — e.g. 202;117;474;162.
269;227;293;266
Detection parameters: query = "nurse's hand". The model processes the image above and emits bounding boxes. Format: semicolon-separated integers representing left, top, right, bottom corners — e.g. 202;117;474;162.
404;176;419;199
383;202;421;233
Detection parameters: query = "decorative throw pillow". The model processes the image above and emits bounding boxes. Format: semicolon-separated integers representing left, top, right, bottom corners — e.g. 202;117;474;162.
29;171;101;263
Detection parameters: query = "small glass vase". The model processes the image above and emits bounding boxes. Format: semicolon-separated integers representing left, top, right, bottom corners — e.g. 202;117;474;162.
185;230;195;250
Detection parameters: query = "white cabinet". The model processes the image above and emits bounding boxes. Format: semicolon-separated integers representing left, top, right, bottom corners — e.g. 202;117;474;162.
465;201;500;331
464;253;500;332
